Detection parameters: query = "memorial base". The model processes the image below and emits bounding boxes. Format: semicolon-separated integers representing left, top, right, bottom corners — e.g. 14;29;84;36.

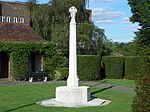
56;86;90;103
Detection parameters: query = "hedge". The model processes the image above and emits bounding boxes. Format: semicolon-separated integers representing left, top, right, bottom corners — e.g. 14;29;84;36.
102;56;125;79
132;57;150;112
125;56;150;80
77;55;101;80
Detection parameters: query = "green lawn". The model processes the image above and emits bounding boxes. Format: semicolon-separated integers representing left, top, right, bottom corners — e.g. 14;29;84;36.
99;79;135;88
0;82;135;112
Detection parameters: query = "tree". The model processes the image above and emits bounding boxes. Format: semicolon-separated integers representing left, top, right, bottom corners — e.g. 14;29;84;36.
26;0;54;41
121;41;137;56
90;26;107;55
26;0;107;57
128;0;150;55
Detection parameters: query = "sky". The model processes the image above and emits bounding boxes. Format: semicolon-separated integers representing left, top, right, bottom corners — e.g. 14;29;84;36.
1;0;140;42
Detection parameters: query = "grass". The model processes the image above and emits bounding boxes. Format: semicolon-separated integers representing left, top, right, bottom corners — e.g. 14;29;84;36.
0;82;135;112
99;79;135;88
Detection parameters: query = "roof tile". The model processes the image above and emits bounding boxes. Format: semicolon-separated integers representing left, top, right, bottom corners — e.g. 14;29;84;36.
0;23;48;42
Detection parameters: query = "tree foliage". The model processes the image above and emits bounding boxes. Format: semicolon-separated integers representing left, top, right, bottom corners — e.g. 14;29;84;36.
25;0;107;57
128;0;150;55
103;40;137;56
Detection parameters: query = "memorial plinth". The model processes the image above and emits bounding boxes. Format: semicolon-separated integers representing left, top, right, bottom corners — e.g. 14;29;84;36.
56;86;90;103
55;6;90;103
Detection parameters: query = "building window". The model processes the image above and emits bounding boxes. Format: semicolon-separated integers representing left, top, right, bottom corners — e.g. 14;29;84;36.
6;16;11;22
13;17;18;23
20;17;24;23
0;16;5;22
0;16;2;22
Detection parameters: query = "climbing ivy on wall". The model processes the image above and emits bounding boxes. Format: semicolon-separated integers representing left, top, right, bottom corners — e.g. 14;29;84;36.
0;42;57;81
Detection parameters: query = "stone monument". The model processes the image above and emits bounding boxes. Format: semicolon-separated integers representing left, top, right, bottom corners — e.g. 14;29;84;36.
38;6;110;107
55;6;91;103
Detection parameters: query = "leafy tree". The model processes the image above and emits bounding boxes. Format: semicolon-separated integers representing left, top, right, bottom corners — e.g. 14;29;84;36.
128;0;150;55
121;41;137;56
103;40;137;56
103;39;114;56
90;26;107;55
26;0;107;57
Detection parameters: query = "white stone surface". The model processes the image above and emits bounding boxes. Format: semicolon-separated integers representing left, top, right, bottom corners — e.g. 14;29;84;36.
67;6;78;87
37;98;111;108
55;6;91;104
56;86;90;103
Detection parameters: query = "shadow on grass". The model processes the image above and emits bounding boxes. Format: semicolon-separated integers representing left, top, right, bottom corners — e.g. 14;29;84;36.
4;103;35;112
91;85;114;96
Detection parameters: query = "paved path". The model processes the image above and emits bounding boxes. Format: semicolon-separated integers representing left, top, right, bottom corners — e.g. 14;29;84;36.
0;81;135;93
82;81;135;93
0;81;65;86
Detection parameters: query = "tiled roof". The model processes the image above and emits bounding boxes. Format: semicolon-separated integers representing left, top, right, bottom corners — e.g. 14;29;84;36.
0;23;48;42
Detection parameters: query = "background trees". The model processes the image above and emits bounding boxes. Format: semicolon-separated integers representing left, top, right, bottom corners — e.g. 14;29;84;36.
26;0;108;57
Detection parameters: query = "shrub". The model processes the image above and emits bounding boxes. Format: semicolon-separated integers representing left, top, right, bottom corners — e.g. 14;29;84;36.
57;68;69;80
102;56;125;79
10;51;28;80
44;55;68;80
132;57;150;112
77;55;101;81
125;56;149;79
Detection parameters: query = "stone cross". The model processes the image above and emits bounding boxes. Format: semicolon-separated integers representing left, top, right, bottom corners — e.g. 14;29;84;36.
67;6;78;87
69;6;77;24
69;6;77;19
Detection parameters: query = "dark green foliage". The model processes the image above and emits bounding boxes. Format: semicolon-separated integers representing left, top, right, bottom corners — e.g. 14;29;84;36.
120;42;137;56
58;68;69;80
103;40;137;56
77;55;101;80
134;30;150;55
128;0;150;55
125;56;140;80
132;57;150;112
0;42;57;81
102;56;125;79
44;55;68;80
125;56;149;80
10;52;28;80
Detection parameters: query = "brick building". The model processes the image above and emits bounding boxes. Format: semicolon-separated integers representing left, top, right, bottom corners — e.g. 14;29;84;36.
0;1;30;24
0;1;47;81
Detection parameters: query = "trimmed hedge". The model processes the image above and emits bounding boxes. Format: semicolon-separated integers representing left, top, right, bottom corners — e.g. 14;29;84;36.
102;56;125;79
56;56;150;81
77;55;101;81
132;57;150;112
125;56;150;80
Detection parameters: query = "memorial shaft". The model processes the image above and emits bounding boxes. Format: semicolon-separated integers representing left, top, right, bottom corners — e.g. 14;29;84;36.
67;6;78;87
